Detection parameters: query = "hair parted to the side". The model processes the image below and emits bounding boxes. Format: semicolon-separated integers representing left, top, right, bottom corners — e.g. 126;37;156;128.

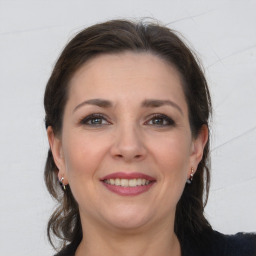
44;19;212;251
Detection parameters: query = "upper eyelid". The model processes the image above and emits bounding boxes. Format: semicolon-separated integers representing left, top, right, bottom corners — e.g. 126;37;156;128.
144;113;173;120
79;113;111;124
144;113;175;124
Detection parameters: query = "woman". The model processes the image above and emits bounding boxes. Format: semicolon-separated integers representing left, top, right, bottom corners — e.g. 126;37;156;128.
44;19;256;256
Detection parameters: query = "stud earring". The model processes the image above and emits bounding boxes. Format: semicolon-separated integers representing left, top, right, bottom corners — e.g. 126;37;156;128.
60;176;66;190
186;167;194;184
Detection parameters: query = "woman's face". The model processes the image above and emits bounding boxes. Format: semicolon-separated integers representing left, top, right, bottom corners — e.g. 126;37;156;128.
49;52;207;232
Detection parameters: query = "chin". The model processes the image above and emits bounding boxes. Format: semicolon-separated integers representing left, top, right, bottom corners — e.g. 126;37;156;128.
100;205;154;231
106;217;151;232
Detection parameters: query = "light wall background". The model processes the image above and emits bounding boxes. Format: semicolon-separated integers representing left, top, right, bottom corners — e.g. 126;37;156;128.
0;1;255;255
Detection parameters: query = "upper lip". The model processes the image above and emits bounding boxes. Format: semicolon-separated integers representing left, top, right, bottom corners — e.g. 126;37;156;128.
100;172;156;181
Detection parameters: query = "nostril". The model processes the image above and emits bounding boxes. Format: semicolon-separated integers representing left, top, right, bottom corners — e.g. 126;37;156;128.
113;153;144;161
110;139;147;161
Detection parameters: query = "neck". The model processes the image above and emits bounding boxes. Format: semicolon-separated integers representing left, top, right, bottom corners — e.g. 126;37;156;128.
75;215;181;256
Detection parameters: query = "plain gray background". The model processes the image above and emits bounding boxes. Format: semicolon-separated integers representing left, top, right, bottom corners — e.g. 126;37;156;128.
0;1;255;255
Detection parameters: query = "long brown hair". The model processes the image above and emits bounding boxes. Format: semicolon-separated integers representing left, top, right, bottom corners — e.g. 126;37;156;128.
44;19;212;251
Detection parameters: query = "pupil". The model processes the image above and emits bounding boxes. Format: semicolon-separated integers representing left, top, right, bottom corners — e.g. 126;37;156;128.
153;118;163;125
92;118;101;124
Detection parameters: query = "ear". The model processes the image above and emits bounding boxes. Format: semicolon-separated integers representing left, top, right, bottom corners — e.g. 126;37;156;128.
47;126;67;182
189;124;209;172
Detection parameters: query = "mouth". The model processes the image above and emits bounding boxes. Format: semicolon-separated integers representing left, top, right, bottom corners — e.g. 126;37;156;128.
103;178;152;187
100;172;156;196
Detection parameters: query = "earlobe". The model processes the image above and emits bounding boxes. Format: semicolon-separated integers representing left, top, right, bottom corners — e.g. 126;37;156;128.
47;126;65;171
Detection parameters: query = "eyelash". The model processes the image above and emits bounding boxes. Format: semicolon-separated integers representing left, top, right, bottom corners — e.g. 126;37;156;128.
80;114;110;126
79;113;175;127
145;114;175;127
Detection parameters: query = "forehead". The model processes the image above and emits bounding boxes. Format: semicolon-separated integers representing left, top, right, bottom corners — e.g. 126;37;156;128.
67;52;187;111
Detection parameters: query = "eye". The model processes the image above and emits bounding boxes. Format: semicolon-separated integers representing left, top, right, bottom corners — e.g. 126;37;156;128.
145;114;175;127
80;114;111;126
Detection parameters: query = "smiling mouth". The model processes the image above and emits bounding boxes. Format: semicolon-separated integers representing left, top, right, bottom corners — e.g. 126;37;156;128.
101;173;156;196
103;178;152;187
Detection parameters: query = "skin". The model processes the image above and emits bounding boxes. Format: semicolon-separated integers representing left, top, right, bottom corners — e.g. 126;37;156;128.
48;52;208;256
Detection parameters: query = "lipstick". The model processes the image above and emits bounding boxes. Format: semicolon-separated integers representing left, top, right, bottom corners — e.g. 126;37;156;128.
100;172;156;196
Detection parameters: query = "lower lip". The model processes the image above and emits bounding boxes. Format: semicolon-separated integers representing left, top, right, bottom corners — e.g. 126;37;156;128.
102;182;155;196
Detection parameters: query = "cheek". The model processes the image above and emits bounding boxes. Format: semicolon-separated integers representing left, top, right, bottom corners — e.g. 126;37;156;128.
150;133;191;198
62;132;108;179
61;133;109;208
152;134;191;173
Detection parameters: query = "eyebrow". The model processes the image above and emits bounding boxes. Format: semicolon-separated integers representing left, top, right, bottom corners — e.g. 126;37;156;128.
73;98;183;115
73;99;112;112
142;99;183;115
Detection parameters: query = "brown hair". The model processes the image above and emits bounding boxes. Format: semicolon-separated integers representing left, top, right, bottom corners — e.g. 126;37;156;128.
44;19;212;251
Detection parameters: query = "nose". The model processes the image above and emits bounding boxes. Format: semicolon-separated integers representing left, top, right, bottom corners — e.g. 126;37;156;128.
110;124;147;162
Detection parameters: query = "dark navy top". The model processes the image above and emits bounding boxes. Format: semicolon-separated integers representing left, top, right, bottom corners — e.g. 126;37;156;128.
55;230;256;256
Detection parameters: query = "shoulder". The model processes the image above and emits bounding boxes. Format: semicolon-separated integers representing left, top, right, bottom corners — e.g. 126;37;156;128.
204;230;256;256
217;231;256;256
182;229;256;256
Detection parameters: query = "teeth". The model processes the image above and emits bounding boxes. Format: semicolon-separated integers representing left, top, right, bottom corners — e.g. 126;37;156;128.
121;179;128;187
129;179;136;187
104;178;151;187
